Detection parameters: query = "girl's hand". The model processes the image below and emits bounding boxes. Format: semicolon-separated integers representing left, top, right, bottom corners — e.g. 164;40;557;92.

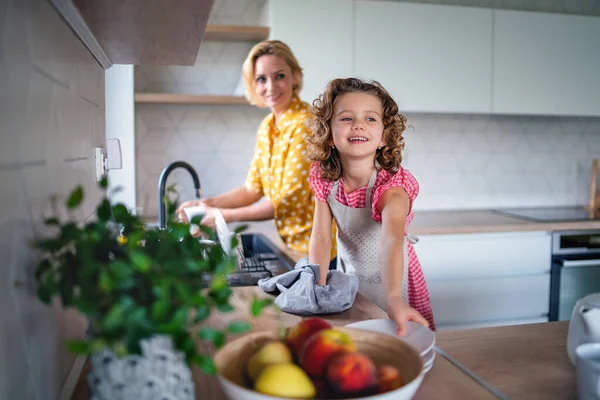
386;295;429;336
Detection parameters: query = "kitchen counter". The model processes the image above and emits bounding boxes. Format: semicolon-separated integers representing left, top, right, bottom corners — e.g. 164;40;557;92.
70;287;577;400
410;209;600;235
436;320;576;399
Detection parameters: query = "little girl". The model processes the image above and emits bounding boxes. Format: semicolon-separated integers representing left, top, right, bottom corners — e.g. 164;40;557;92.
305;78;435;334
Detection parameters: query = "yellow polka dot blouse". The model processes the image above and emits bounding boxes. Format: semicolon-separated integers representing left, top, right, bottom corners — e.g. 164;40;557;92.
245;96;336;257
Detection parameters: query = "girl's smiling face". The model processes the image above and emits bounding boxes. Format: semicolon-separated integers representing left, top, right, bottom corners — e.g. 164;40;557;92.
330;92;385;159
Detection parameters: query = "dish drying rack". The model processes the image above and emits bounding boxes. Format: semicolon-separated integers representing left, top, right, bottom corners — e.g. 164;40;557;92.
229;234;273;279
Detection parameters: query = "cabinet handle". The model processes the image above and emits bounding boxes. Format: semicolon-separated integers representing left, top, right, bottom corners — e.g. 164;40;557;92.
561;259;600;268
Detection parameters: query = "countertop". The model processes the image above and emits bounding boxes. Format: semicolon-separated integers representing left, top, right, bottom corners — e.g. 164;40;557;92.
436;320;575;400
71;287;576;400
409;209;600;235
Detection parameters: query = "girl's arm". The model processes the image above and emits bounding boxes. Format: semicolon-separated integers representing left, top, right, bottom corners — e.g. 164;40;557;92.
309;199;334;285
378;187;429;334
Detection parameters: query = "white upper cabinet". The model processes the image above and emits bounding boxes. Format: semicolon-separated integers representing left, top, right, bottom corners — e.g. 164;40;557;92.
355;1;493;114
269;0;354;105
493;10;600;116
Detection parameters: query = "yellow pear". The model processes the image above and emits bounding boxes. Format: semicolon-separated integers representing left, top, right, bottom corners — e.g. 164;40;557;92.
254;363;316;399
246;341;293;382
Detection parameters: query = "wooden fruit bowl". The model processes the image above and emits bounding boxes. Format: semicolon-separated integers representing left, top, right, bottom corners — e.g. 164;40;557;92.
214;327;425;400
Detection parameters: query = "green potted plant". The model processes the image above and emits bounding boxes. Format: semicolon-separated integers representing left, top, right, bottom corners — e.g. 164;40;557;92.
32;177;272;399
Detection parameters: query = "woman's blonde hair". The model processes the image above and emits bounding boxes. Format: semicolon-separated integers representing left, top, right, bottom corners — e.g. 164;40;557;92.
305;78;407;181
242;40;304;107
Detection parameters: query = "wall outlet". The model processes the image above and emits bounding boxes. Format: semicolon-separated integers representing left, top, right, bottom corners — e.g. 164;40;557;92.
94;147;107;182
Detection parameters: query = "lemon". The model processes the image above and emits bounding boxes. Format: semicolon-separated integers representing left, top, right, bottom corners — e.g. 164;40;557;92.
247;341;293;382
254;363;316;399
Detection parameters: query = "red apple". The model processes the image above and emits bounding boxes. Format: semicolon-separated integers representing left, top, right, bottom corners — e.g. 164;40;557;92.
375;364;404;393
300;328;356;377
286;317;332;358
325;351;377;397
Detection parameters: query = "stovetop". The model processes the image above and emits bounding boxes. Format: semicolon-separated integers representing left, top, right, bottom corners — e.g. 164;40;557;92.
493;206;600;222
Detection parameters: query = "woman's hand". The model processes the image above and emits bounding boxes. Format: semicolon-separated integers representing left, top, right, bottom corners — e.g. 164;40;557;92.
386;295;429;336
198;206;220;229
176;200;205;223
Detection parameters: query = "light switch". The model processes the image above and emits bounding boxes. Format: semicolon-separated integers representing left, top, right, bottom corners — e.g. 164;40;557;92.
94;147;107;182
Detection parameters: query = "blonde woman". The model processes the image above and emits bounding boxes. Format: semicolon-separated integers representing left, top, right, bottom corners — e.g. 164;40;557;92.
177;40;336;265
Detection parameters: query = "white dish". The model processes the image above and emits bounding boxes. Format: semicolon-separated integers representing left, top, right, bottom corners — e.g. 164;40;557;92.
421;348;435;373
345;319;436;357
214;209;233;256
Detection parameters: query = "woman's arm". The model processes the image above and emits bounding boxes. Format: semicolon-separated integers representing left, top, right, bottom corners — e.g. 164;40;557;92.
309;199;333;285
220;198;274;223
204;186;262;209
378;187;429;334
176;186;262;223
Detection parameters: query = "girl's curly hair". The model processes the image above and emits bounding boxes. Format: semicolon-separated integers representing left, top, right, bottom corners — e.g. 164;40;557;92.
305;78;407;181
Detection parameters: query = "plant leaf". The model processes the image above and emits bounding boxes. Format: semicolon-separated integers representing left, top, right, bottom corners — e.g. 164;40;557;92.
66;186;84;209
96;199;112;221
193;304;210;323
198;327;226;349
194;354;216;375
151;299;170;321
44;217;60;226
129;251;152;273
227;321;251;334
99;176;108;189
66;340;91;354
251;297;274;317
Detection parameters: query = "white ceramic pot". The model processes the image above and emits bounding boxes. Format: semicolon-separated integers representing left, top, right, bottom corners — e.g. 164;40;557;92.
87;336;194;400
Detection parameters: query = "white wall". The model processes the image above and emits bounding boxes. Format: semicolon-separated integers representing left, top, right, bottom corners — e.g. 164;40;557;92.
0;0;105;398
134;0;600;217
106;65;136;210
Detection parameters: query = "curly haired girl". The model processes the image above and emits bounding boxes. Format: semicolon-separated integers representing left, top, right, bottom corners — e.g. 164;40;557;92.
306;78;435;334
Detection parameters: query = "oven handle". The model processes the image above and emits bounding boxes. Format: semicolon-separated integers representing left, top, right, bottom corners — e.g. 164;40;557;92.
561;259;600;268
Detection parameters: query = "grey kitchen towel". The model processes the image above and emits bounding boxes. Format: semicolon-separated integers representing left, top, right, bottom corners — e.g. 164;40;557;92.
257;257;360;315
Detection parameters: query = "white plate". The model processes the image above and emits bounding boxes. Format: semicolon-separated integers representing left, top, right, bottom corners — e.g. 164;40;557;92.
214;209;233;256
422;348;435;373
345;319;436;357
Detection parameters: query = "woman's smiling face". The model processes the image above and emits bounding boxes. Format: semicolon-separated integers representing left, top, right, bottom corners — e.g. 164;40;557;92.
330;92;385;160
253;54;296;111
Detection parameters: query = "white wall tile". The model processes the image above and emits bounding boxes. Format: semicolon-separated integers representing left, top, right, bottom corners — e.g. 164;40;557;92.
1;0;106;398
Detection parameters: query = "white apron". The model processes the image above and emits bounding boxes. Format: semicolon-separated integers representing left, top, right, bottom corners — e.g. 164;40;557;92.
327;170;412;311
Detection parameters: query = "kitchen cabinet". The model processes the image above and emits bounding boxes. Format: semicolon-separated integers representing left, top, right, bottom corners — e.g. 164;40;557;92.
416;231;552;330
493;10;600;116
269;0;354;104
355;1;493;113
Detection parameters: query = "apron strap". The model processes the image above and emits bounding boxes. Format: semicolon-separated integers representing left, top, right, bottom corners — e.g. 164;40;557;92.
365;169;378;206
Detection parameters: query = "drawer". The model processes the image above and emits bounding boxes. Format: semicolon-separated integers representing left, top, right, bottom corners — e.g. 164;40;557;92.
416;231;551;280
428;274;550;326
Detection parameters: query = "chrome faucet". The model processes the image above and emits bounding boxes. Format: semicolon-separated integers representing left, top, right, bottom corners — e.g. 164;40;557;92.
158;161;201;229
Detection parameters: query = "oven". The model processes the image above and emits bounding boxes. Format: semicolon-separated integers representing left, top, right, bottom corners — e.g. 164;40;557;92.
549;230;600;321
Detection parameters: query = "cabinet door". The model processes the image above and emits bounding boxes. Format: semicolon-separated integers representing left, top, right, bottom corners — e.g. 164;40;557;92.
355;1;492;113
493;10;600;116
269;0;354;105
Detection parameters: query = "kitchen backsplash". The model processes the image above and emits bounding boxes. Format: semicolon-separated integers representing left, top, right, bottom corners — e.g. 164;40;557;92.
135;0;600;216
0;0;105;399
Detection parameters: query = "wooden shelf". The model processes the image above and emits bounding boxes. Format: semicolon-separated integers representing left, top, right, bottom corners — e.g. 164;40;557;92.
135;93;250;105
203;25;270;41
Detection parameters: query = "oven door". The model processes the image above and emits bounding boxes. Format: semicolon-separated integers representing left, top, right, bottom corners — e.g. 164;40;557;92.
549;253;600;321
